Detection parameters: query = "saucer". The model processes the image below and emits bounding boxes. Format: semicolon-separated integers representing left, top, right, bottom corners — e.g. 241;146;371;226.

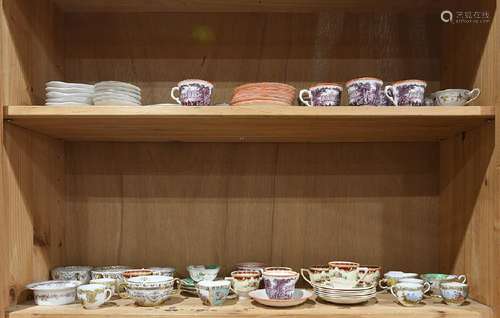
249;289;312;307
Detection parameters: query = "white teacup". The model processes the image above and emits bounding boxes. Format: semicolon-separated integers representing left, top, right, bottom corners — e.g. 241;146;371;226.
77;284;113;309
431;88;480;106
379;272;418;290
89;278;116;295
399;278;431;293
328;261;368;288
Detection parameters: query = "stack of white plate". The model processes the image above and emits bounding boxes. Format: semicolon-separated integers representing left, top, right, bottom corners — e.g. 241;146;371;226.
45;81;94;106
313;283;376;304
94;81;141;106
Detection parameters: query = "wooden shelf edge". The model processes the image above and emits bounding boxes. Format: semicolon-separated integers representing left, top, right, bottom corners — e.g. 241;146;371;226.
6;293;493;318
3;105;496;119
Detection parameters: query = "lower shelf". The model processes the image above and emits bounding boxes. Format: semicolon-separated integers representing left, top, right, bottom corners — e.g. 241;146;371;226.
7;292;492;318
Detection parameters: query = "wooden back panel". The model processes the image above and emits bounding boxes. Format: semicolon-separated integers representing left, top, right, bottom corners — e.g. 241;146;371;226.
63;11;442;105
64;141;439;277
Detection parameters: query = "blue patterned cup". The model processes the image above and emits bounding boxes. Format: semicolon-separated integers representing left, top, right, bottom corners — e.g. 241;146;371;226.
390;282;424;306
196;280;232;306
385;80;427;106
346;77;383;106
262;270;299;300
299;83;342;106
171;79;213;106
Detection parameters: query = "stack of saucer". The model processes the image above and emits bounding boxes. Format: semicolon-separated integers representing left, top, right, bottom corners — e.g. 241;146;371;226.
230;82;296;106
45;81;94;106
94;81;141;106
313;283;376;304
180;278;197;295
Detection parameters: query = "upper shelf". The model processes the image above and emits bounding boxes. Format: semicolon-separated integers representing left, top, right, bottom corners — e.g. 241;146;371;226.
51;0;448;12
3;105;494;142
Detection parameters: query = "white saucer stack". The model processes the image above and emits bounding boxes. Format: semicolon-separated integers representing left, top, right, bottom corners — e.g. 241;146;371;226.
45;81;94;106
313;283;376;304
94;81;142;106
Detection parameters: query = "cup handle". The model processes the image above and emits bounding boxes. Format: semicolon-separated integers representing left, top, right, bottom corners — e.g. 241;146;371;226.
465;88;480;105
423;281;431;294
227;285;238;299
104;288;113;302
300;268;314;286
458;275;467;283
378;278;389;290
385;85;397;106
117;282;128;299
170;86;181;104
299;89;313;106
390;285;398;298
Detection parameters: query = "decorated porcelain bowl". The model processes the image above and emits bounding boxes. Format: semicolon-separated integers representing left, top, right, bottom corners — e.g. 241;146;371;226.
27;280;82;306
51;266;93;284
187;265;220;282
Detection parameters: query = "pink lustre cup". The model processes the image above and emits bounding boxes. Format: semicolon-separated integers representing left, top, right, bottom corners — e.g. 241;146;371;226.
346;77;383;106
170;79;213;106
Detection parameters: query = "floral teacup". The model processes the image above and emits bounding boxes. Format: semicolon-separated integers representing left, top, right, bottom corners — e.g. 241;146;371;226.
299;83;342;106
391;282;424;306
51;266;93;284
171;79;213;106
431;88;480;106
77;284;113;309
301;265;330;285
187;265;220;282
328;261;368;288
225;270;261;298
89;278;117;295
379;271;418;290
197;280;233;306
385;79;427;106
262;269;299;300
440;282;468;306
399;278;431;293
358;265;381;287
346;77;383;106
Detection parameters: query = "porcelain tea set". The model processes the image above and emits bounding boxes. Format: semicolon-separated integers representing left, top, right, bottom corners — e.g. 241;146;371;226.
27;262;469;309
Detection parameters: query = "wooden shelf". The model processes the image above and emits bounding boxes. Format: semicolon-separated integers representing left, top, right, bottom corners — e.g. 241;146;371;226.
6;293;492;318
3;105;494;142
51;0;446;13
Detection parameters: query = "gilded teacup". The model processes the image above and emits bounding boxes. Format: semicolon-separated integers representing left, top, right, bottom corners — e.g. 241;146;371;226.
225;270;261;298
300;265;330;285
328;261;368;288
379;271;418;290
440;282;468;306
77;284;113;309
390;282;424;307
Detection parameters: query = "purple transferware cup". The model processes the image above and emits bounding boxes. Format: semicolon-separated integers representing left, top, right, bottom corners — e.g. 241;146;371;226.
171;79;213;106
384;80;427;106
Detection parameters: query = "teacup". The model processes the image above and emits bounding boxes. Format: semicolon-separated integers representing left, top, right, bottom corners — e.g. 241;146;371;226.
328;261;368;288
431;88;480;106
77;284;113;309
264;266;292;272
187;265;220;282
379;272;418;290
89;278;117;295
126;276;180;306
299;83;342;106
390;282;424;306
399;278;431;293
171;79;213;106
440;282;468;306
225;270;261;298
122;269;153;280
346;77;383;106
197;280;233;306
262;269;299;300
300;265;330;285
385;79;427;106
421;273;467;295
233;262;266;272
358;265;381;287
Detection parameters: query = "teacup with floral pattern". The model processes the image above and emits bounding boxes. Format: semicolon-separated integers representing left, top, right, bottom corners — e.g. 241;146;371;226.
346;77;383;106
385;79;427;106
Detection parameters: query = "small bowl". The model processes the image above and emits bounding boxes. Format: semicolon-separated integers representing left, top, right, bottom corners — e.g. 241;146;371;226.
51;266;93;284
149;267;176;277
27;280;81;306
187;265;220;282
